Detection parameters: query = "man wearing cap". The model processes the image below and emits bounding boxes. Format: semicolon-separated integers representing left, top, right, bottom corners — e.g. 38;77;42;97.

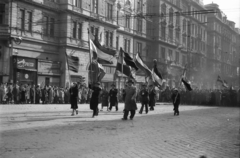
171;88;181;116
108;83;118;111
139;83;149;114
122;79;137;120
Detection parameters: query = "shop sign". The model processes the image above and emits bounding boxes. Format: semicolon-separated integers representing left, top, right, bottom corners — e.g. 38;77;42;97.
15;57;36;69
38;61;61;74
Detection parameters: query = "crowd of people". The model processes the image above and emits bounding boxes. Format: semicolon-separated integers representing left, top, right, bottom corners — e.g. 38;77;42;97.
0;82;239;108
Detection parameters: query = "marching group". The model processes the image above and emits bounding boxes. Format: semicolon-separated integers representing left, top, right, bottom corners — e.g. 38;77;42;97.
1;81;239;119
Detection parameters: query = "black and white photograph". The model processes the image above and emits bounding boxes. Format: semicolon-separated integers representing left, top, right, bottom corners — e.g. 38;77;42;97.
0;0;239;157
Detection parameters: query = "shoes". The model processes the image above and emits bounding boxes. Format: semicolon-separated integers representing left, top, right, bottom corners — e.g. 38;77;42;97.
71;113;74;116
76;110;78;115
139;112;142;114
130;118;133;120
121;118;127;120
146;112;148;114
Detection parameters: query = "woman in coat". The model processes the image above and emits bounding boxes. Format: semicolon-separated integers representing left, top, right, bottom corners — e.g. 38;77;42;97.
122;79;137;120
90;82;102;118
70;83;79;116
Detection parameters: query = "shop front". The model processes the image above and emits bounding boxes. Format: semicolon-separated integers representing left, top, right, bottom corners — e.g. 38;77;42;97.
37;60;61;87
13;56;37;85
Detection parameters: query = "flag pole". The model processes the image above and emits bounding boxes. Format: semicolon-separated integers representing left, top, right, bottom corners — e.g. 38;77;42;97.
88;27;93;85
121;48;124;88
65;52;71;87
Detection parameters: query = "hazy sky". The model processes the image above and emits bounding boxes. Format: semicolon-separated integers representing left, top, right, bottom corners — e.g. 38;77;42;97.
203;0;240;28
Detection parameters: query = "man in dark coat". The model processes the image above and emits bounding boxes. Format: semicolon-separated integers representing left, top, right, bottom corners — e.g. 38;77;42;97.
70;83;79;116
171;88;181;116
122;79;137;120
90;82;102;118
108;83;118;111
139;84;149;114
149;84;156;111
30;85;35;104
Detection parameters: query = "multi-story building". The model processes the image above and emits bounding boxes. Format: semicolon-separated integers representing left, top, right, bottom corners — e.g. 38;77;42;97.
0;0;239;89
205;3;240;88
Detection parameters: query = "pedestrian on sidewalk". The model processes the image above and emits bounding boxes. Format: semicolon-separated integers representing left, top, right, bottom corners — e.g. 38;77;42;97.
139;83;149;114
171;88;181;116
122;79;137;120
89;82;102;118
70;83;79;116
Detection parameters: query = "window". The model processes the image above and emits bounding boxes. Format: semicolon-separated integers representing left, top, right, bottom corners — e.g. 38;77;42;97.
182;55;186;66
169;28;173;42
0;4;5;24
161;26;166;40
176;30;180;42
161;47;165;59
91;26;99;36
116;36;119;50
175;52;179;63
169;8;174;24
19;9;25;30
26;11;32;31
43;16;49;35
137;18;142;32
73;0;82;8
124;39;130;53
78;23;82;39
168;49;173;61
176;15;180;26
137;42;142;55
91;0;98;13
105;31;113;47
106;3;113;20
137;0;143;12
49;18;54;37
125;15;130;28
183;19;186;33
73;21;77;38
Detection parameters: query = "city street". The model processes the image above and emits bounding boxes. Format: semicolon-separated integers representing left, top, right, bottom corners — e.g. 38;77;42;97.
0;103;239;158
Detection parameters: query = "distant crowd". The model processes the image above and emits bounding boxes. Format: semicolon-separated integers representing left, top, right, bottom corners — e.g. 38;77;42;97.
0;83;239;107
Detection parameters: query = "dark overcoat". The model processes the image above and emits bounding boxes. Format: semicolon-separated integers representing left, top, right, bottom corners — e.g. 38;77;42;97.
90;87;101;110
70;86;78;109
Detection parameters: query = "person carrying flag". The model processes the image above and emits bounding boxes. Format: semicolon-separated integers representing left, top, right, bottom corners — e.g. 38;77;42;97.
171;88;181;116
108;83;118;111
139;83;149;114
149;84;156;111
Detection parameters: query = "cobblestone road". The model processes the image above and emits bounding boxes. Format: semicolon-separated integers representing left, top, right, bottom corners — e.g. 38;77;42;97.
0;103;239;158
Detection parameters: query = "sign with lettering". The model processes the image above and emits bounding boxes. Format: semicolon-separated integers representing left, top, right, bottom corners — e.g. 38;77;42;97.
38;61;61;74
14;57;36;69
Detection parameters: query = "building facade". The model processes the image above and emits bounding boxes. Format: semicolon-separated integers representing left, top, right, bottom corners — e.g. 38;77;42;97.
205;3;240;88
0;0;239;89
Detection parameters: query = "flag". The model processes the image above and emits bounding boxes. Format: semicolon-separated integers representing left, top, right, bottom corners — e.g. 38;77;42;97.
216;75;228;88
153;60;163;80
89;39;113;64
65;52;79;73
134;53;151;77
151;69;165;88
88;60;106;83
97;62;106;81
181;68;192;91
121;48;138;71
116;49;134;79
149;60;165;88
93;34;117;56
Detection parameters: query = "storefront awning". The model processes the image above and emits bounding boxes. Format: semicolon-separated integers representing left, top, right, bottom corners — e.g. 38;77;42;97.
17;68;37;71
